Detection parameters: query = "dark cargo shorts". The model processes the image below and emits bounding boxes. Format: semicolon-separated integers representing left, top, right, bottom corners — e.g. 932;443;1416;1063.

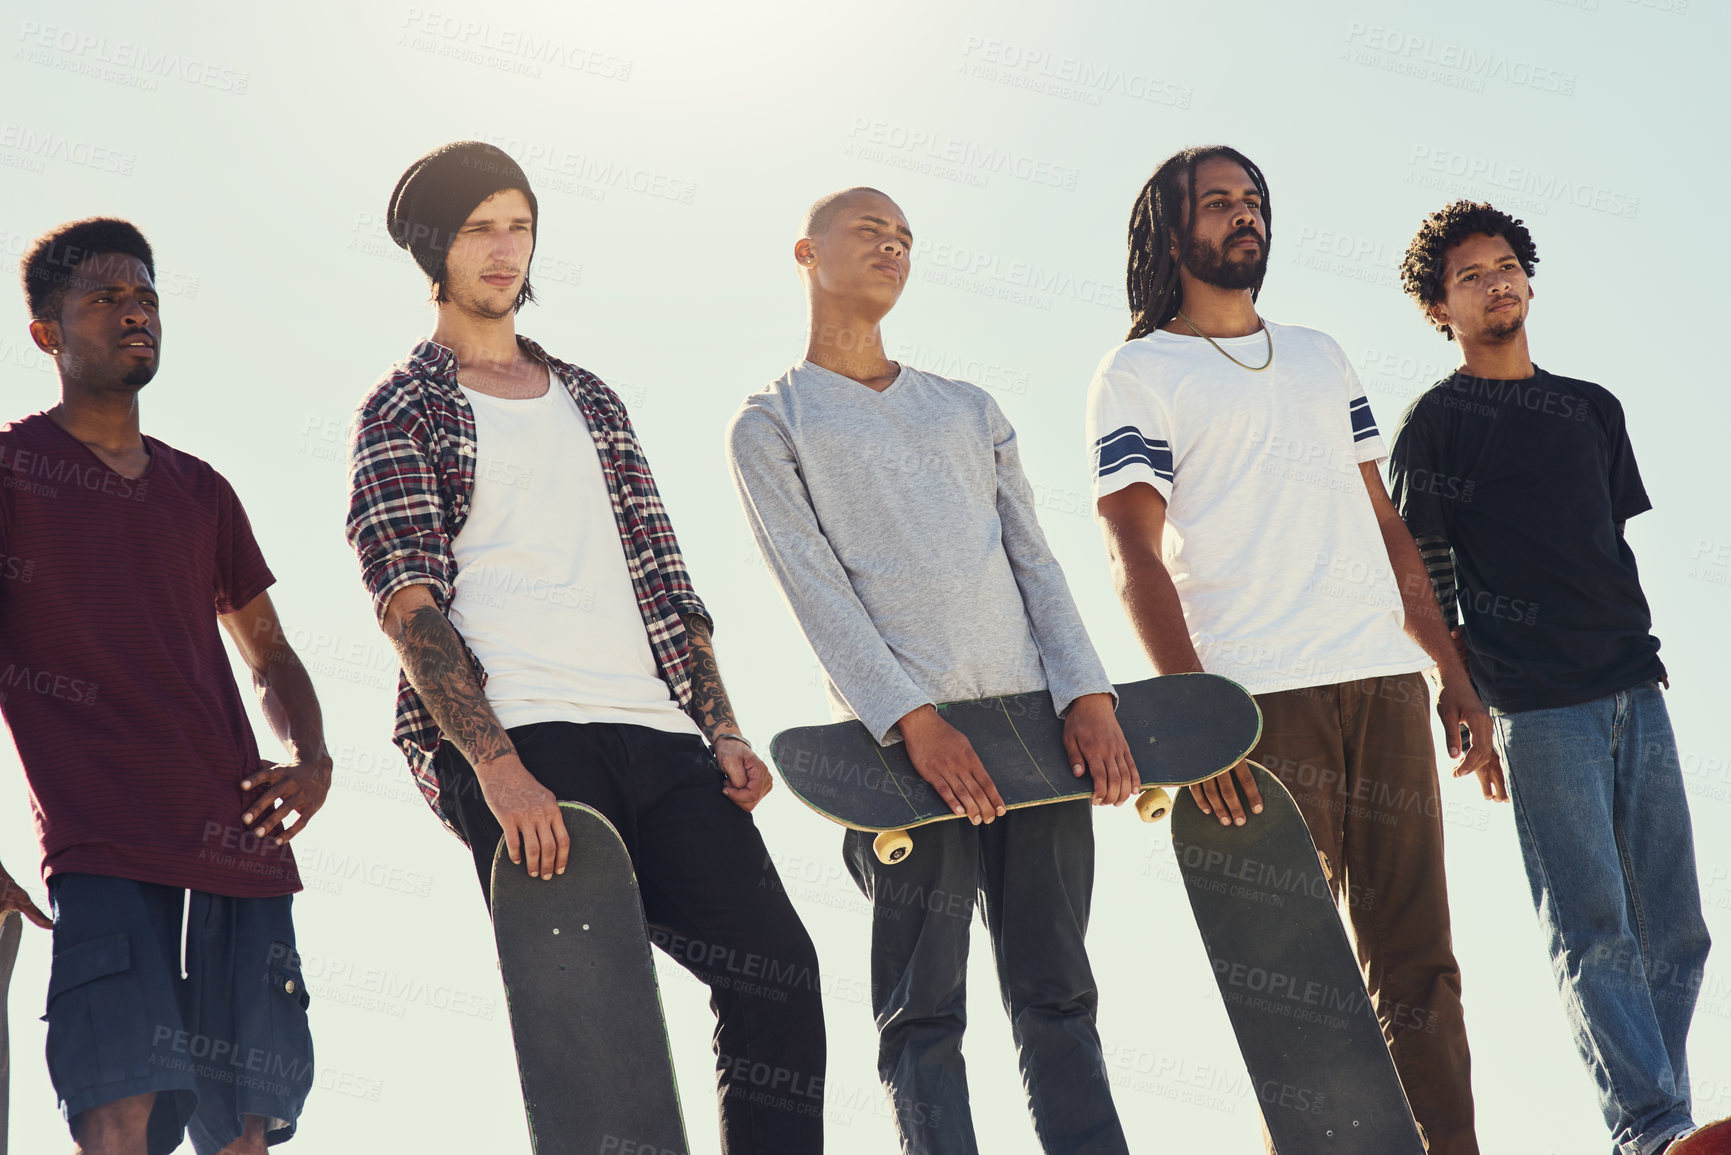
45;873;313;1155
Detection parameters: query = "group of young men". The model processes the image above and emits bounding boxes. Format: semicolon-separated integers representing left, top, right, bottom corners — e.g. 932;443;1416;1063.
0;136;1716;1155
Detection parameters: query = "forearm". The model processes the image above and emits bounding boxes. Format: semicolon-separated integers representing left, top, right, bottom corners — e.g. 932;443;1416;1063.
1111;548;1203;675
252;651;332;771
384;595;515;773
1381;517;1466;677
680;614;741;742
1413;534;1460;630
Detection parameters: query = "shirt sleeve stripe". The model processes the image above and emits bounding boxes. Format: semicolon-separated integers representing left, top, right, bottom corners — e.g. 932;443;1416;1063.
1349;396;1379;437
1092;426;1174;481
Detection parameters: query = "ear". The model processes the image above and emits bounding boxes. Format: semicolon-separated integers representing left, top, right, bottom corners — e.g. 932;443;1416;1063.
27;319;60;356
793;238;816;268
1166;225;1181;259
1427;301;1452;333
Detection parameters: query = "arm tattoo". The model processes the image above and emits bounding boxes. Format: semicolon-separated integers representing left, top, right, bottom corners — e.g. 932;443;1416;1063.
392;604;515;767
681;614;738;740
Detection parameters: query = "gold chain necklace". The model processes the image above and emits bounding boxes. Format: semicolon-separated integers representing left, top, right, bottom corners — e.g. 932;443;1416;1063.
1176;309;1273;372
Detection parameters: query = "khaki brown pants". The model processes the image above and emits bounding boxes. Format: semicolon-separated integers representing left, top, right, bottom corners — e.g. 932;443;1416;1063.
1250;672;1477;1155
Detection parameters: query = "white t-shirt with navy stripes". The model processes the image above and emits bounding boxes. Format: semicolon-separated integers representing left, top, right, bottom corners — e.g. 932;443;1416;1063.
1084;321;1427;694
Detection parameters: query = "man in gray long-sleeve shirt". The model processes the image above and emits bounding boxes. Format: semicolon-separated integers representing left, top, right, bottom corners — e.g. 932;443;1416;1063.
726;186;1136;1155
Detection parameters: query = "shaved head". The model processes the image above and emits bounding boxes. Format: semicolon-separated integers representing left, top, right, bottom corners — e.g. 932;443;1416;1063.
801;186;894;240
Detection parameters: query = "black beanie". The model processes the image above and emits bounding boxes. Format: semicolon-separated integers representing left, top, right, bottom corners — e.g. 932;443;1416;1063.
386;141;539;283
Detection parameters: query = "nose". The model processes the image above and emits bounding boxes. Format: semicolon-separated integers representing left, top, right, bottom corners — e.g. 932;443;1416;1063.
880;235;906;259
1232;200;1258;230
121;295;151;329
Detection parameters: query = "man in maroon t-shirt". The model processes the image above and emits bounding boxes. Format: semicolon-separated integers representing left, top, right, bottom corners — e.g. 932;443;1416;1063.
0;218;332;1155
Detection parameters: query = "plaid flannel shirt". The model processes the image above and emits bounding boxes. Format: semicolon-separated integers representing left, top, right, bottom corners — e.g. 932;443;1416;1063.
345;336;709;837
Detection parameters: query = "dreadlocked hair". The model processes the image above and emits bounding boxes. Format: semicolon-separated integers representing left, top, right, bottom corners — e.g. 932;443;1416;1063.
1400;200;1538;341
1124;145;1270;341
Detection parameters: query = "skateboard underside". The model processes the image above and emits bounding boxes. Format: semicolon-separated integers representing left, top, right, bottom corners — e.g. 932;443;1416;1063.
1172;764;1425;1154
770;673;1261;857
491;803;687;1155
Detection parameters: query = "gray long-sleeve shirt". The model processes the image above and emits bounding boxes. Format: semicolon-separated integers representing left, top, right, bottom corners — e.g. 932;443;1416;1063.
726;360;1112;743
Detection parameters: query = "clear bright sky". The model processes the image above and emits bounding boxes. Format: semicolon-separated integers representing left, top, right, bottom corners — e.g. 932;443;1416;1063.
1;0;1726;1151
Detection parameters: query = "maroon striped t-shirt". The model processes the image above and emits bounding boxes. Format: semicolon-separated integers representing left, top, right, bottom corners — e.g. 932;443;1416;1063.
0;413;298;897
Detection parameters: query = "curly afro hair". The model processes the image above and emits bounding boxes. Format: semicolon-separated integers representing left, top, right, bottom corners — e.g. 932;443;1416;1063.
1400;201;1538;341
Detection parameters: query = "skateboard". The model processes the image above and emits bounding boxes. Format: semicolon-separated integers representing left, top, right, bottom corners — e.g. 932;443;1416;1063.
491;802;687;1155
770;672;1262;864
0;910;17;1155
1172;763;1426;1153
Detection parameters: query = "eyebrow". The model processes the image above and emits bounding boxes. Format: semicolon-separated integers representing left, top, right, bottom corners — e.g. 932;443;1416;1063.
465;215;536;227
80;282;154;296
1198;186;1260;199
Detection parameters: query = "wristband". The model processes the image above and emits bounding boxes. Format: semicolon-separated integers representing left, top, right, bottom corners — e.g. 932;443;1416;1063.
715;733;754;752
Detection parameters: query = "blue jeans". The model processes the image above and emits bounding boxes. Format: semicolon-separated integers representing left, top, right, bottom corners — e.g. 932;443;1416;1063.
1492;683;1711;1155
843;800;1126;1155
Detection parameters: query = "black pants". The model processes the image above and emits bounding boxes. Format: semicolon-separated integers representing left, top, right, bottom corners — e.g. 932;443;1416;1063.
435;721;826;1154
842;800;1126;1155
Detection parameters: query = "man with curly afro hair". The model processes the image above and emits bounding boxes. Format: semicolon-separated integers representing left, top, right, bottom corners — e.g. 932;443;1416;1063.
1387;201;1720;1155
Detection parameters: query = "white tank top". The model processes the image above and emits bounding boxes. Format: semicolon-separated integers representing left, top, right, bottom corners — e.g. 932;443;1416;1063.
447;382;701;738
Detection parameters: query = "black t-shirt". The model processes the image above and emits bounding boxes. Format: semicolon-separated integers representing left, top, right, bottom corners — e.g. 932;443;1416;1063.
1388;367;1664;712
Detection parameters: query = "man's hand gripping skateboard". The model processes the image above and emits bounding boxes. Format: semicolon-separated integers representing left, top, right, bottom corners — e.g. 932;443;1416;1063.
898;691;1139;825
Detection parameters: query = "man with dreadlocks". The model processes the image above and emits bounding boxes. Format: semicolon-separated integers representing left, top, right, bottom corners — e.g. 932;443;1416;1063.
1388;201;1719;1155
729;186;1136;1155
1085;146;1490;1154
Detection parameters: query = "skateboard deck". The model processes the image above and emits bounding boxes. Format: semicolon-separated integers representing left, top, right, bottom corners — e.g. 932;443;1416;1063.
771;672;1261;864
0;910;17;1155
491;803;686;1155
1172;763;1425;1153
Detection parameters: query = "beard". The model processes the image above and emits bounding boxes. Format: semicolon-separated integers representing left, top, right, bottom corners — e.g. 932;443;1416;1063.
1483;309;1525;341
120;360;158;388
1181;226;1268;292
446;275;521;321
62;333;157;390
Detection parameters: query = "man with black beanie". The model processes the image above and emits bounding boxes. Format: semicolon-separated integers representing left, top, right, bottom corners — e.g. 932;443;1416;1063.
385;139;541;312
345;141;826;1151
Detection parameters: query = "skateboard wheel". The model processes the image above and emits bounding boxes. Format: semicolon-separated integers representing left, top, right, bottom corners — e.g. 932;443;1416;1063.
873;830;914;865
1135;787;1172;823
